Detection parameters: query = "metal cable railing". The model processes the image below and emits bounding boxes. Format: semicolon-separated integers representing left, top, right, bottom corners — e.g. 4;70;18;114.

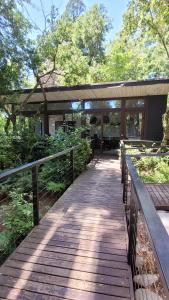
123;153;169;299
0;144;92;264
120;139;168;183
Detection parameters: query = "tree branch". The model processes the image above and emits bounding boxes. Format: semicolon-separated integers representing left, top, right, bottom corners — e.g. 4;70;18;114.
149;8;169;60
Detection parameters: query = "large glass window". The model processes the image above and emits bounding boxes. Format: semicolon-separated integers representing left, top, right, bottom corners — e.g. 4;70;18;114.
103;112;121;138
125;99;144;108
126;112;143;138
48;101;81;111
86;114;102;138
84;100;121;109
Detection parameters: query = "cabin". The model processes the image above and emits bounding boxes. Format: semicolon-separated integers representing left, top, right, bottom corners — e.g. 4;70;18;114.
0;79;169;299
21;78;169;152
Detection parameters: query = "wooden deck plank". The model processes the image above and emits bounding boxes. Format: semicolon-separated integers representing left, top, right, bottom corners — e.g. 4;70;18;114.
8;253;129;277
0;274;131;299
145;183;169;210
0;157;134;300
0;286;65;300
19;242;128;262
24;237;127;255
29;231;127;248
0;267;130;295
30;227;126;243
15;247;128;269
2;261;129;287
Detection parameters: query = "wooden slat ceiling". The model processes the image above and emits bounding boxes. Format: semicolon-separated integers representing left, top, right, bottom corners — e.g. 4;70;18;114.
17;79;169;103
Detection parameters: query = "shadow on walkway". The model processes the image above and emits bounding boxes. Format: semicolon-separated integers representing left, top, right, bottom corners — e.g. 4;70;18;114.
0;157;134;300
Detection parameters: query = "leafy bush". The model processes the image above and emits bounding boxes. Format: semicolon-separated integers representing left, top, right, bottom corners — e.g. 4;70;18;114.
0;172;32;199
133;156;169;183
47;181;66;192
0;126;91;263
0;127;91;201
39;128;91;192
3;191;33;238
0;191;33;260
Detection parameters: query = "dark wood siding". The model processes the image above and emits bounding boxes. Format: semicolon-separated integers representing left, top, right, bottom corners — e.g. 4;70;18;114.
145;95;167;140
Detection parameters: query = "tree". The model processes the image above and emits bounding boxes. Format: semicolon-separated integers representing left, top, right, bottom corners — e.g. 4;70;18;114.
0;1;111;134
122;0;169;62
0;0;31;93
72;4;110;64
30;3;111;87
98;38;140;82
65;0;86;20
122;0;169;144
0;0;31;133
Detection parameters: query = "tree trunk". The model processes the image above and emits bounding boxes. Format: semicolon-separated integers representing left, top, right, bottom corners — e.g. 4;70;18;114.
161;108;169;146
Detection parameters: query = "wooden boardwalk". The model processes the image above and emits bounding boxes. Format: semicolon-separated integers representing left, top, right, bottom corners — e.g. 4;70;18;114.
0;157;134;300
146;183;169;210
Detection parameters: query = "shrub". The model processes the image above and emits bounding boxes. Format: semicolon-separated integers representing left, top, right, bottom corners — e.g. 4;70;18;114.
3;191;33;238
47;182;66;192
133;156;169;183
0;191;33;261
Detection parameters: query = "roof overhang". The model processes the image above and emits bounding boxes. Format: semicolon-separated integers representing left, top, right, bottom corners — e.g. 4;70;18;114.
6;78;169;103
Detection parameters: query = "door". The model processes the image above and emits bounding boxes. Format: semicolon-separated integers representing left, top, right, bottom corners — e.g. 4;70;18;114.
102;112;121;151
125;112;144;139
85;113;103;151
85;112;121;152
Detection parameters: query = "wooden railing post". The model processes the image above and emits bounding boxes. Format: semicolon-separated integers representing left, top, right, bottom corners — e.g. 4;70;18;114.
70;149;74;183
32;166;39;226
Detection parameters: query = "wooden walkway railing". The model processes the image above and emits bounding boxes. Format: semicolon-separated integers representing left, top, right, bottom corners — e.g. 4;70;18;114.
123;153;169;300
0;157;134;300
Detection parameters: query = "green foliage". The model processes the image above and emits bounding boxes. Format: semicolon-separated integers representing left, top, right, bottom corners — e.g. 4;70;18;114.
133;156;169;183
0;0;31;94
28;2;111;87
74;137;91;173
65;0;86;20
0;127;91;264
47;182;66;192
0;191;33;259
120;0;169;79
72;4;110;64
39;128;91;191
0;117;42;169
3;191;33;237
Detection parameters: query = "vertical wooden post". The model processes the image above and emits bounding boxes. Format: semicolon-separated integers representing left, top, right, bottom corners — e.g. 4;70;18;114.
32;166;39;226
70;149;74;183
43;101;49;135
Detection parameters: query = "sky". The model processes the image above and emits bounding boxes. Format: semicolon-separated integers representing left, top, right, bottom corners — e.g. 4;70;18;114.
22;0;129;42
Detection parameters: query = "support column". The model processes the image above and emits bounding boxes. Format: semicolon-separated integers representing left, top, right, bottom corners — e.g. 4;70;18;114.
43;101;49;135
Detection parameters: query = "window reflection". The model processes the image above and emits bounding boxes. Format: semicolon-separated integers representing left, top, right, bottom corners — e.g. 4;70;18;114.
126;113;143;138
103;112;121;138
126;99;144;108
48;101;81;110
84;100;121;109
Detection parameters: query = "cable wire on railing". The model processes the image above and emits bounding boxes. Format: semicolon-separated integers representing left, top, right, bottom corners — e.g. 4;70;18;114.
125;154;169;299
